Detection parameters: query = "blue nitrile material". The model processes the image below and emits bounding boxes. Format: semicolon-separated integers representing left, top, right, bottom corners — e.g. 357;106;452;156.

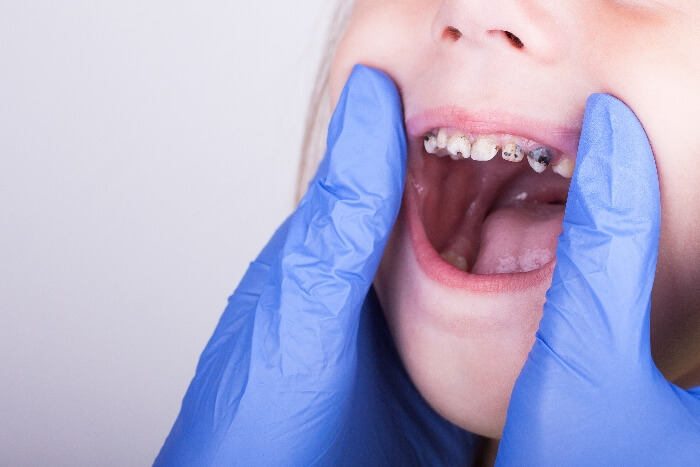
497;94;700;466
155;65;479;466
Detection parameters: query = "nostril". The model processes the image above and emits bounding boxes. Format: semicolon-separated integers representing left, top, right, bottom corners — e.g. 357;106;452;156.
442;26;462;42
503;31;524;49
443;27;524;49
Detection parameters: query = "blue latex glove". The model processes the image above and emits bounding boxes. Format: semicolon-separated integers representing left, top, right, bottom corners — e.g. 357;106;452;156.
155;65;478;466
497;94;700;465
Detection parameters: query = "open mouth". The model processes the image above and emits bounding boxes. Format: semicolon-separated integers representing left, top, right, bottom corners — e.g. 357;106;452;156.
407;125;576;281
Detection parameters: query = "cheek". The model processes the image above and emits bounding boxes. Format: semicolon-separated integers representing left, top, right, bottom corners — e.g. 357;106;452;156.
328;3;429;110
330;32;392;107
583;8;700;168
587;23;700;382
328;35;360;109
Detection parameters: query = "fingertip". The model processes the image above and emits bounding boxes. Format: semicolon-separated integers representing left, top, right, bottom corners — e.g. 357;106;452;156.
571;93;660;235
544;93;662;356
584;93;628;118
321;64;406;216
347;64;403;116
315;64;403;188
287;64;407;296
347;64;397;95
582;94;653;164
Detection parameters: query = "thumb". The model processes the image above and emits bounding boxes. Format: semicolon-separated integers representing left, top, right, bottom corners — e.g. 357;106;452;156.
225;64;406;463
156;66;406;465
539;93;661;375
274;63;406;332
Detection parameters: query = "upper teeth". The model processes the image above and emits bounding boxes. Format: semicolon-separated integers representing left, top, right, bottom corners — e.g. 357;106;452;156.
424;133;438;154
423;128;574;178
446;134;471;160
552;157;574;178
527;147;552;173
471;138;500;161
436;128;448;149
502;142;525;162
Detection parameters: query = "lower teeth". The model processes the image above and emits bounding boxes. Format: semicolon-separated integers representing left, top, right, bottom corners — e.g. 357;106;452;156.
441;249;469;271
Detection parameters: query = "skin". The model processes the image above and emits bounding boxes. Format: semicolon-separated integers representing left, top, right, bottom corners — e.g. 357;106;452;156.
328;0;700;441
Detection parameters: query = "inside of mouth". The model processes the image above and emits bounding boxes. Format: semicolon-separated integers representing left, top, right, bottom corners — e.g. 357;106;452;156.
416;150;571;275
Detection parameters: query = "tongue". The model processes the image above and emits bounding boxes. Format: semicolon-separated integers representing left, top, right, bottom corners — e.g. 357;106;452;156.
471;203;565;275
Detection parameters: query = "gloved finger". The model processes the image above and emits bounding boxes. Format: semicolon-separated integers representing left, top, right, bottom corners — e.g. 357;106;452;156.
260;63;405;360
222;65;406;462
157;66;406;466
229;64;405;309
537;93;661;376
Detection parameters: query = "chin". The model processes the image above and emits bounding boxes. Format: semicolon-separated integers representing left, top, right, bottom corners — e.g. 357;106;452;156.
374;109;578;438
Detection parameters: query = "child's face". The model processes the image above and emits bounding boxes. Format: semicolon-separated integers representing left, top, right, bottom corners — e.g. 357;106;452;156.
329;0;700;438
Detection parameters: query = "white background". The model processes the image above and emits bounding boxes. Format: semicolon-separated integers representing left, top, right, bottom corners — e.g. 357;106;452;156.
0;1;334;464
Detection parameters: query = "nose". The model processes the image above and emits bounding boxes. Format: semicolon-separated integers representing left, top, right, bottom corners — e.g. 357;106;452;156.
432;0;566;63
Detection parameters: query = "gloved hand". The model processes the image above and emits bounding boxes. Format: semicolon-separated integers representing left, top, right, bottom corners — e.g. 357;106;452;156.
155;65;478;466
497;94;700;465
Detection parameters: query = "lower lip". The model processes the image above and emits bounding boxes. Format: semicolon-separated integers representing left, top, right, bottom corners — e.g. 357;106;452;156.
404;180;556;294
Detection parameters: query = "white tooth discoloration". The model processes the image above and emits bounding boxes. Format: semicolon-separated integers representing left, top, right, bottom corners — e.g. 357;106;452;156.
552;157;574;178
527;147;553;173
441;249;468;271
423;133;438;154
471;138;499;161
447;134;471;160
502;142;524;162
436;128;448;149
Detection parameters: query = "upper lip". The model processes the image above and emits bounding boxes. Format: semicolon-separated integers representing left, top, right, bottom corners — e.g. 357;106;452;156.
405;106;582;157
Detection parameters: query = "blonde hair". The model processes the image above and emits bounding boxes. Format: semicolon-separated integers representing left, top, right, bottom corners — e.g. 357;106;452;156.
294;0;354;204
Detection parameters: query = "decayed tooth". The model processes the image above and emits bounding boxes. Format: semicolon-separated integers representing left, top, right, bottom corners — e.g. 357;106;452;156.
527;147;553;173
423;133;438;153
471;138;499;161
446;134;471;160
436;128;448;149
441;249;468;271
502;142;524;162
552;157;575;178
